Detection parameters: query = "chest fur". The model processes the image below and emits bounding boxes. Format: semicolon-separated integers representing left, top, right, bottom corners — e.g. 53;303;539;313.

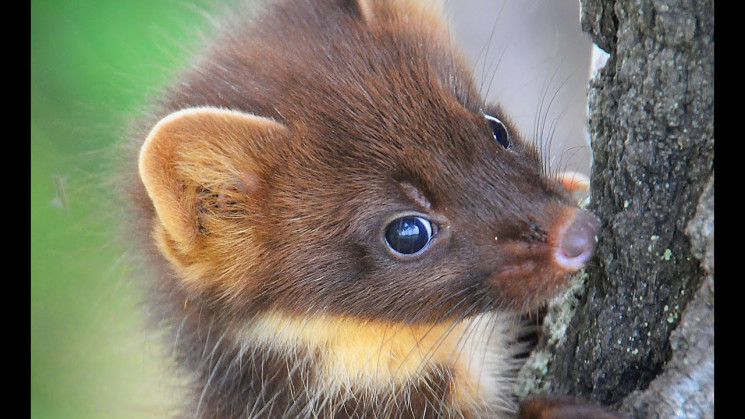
184;311;522;418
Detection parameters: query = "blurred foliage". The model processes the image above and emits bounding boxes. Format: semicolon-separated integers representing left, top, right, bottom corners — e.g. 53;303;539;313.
31;1;238;417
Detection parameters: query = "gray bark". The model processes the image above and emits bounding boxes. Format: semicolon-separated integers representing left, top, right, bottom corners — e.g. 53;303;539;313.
516;1;714;417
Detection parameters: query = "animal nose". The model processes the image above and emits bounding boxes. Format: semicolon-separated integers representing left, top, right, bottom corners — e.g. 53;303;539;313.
553;209;600;271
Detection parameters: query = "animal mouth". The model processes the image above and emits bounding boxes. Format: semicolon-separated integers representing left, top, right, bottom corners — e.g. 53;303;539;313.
486;207;600;311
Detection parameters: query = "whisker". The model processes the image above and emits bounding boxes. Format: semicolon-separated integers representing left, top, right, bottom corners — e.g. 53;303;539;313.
476;1;508;99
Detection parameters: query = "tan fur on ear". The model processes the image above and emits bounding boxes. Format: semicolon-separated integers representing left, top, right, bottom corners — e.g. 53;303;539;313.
356;0;446;29
138;107;287;260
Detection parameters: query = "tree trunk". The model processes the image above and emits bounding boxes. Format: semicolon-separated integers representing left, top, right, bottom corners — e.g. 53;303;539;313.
516;1;714;417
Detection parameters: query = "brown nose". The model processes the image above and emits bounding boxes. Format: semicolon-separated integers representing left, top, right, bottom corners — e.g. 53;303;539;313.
553;209;600;271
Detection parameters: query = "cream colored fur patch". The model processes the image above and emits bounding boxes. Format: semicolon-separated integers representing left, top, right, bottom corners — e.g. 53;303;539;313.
236;310;522;414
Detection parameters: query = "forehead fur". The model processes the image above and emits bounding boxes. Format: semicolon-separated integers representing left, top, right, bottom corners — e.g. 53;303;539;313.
163;0;481;125
162;0;504;199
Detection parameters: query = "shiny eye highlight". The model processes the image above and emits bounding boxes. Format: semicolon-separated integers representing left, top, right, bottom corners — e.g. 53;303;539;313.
485;114;511;149
384;216;435;255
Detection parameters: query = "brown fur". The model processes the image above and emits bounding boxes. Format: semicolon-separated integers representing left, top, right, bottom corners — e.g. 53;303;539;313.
126;0;607;417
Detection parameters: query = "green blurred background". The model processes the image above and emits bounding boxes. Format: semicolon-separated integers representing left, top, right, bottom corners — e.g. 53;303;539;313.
31;1;239;417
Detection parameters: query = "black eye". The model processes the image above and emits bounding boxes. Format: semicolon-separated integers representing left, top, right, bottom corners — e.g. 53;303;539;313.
485;114;511;149
384;216;435;255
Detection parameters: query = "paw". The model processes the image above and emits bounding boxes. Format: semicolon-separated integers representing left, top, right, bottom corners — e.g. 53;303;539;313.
520;395;623;419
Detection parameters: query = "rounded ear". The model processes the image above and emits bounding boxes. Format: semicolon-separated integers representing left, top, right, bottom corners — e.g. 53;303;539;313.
355;0;446;28
138;107;288;255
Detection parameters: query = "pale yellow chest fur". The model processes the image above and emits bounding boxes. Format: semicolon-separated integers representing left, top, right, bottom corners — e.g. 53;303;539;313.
236;310;522;416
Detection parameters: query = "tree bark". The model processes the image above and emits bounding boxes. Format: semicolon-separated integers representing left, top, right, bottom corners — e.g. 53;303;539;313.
516;1;714;417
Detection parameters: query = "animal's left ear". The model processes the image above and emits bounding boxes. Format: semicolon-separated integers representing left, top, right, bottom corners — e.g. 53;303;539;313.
353;0;447;29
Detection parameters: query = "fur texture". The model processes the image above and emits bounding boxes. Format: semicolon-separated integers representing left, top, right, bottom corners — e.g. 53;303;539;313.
127;0;600;417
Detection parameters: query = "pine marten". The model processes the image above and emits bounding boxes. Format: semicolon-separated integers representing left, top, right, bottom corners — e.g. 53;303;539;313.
127;0;613;417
